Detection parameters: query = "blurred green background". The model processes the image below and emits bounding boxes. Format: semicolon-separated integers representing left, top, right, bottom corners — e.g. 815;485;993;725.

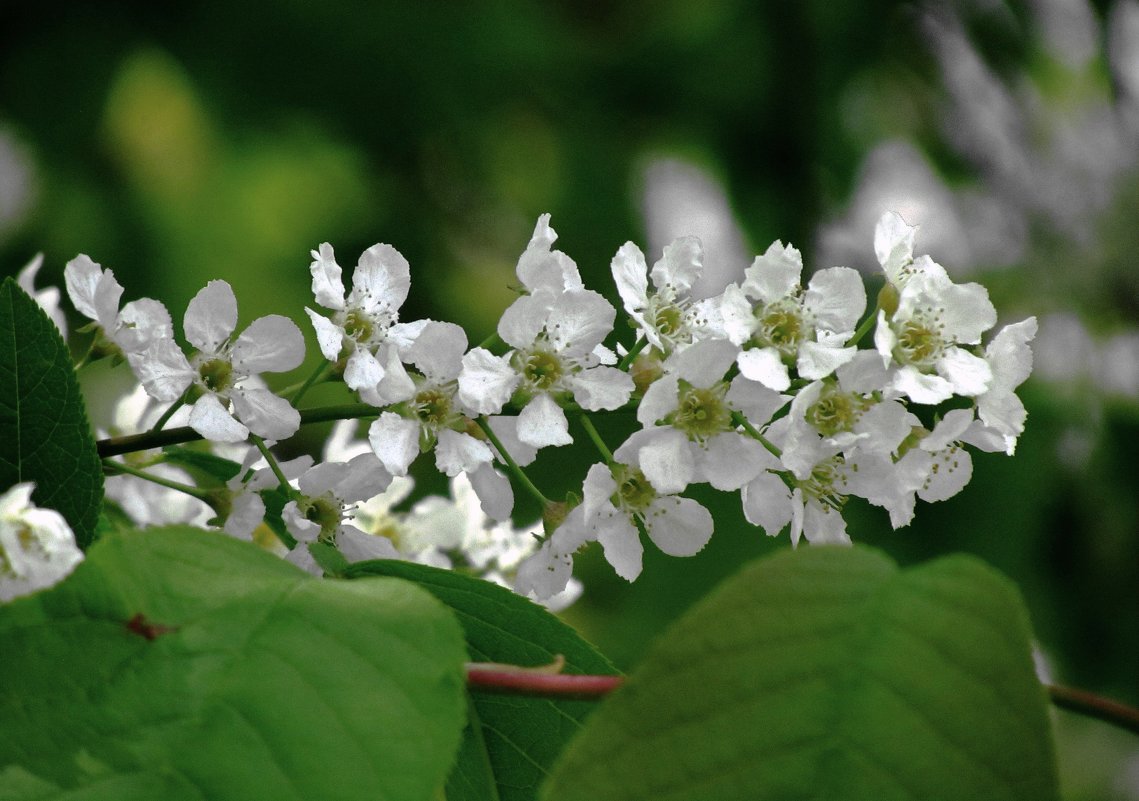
2;1;1138;797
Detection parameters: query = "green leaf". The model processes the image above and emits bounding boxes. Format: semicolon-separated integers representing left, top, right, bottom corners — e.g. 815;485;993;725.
0;278;103;547
160;445;242;485
0;527;467;801
346;559;619;801
541;545;1060;801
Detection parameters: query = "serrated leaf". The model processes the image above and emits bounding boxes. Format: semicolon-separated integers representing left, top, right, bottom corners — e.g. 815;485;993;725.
346;559;618;801
0;527;467;801
0;278;103;547
541;545;1060;801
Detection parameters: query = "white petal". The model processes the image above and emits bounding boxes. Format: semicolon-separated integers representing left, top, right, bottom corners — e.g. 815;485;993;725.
695;433;778;490
741;241;802;304
515;214;583;293
644;496;714;557
566;365;634;411
350;243;411;314
305;308;345;362
129;338;194;401
515;540;573;601
719;283;756;345
338;526;401;561
873;211;916;282
231;387;301;440
309;242;346;310
651;236;703;294
725;376;787;425
741;472;793;536
737;347;790;391
517;393;572;448
458;348;520;415
985;317;1037;391
545;289;616;356
797;340;857;381
497;292;552;350
64;255;114;322
387;319;431;355
406;320;467;381
232;315;306;374
637;373;680;427
467;463;514;522
892;364;954;404
486;415;538;466
594;509;644;581
435;429;494;477
374;345;417;404
938;348;992;397
874;310;897;366
611;241;650;316
344;346;385;391
189;394;249;442
922;408;974;451
938;281;997;345
801;500;850;545
185;280;238;353
918;446;973;503
668;337;739;386
115;298;173;353
368;412;421;475
803;266;865;334
337;452;393;503
634;428;694;496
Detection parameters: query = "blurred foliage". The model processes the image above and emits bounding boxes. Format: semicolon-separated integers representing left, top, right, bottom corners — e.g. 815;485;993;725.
1;1;1137;797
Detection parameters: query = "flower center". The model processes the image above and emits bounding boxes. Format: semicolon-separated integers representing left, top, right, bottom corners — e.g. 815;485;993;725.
615;467;655;513
895;316;944;369
342;309;375;343
669;381;731;440
522;349;563;391
413;387;453;428
805;384;865;437
303;495;343;542
800;456;849;510
197;357;235;393
756;299;804;358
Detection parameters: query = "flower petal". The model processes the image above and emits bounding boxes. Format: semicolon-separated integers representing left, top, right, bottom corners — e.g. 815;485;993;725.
309;242;346;310
188;393;249;442
565;365;634;411
350;243;411;314
435;429;494;477
231;387;301;440
368;412;421;475
517;393;572;448
185;280;238;353
644;496;713;557
232;315;305;374
737;347;790;391
458;348;520;415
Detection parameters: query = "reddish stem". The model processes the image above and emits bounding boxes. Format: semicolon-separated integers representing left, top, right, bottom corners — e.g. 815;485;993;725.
466;666;624;700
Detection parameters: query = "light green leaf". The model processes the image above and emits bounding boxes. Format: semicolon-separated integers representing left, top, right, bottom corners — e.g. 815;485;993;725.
541;545;1060;801
0;527;467;801
0;277;103;547
346;559;619;801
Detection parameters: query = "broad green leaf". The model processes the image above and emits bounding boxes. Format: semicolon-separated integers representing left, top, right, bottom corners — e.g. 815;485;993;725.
0;278;103;547
346;560;619;801
541;545;1060;801
0;527;467;801
160;445;242;485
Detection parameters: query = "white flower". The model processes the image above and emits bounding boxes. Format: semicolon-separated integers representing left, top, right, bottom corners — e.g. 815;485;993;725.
514;214;584;295
632;338;784;494
17;253;67;337
131;280;305;442
971;317;1037;454
283;453;399;570
873;211;943;289
720;241;865;390
895;409;977;506
0;483;84;602
304;242;424;401
874;266;997;404
63;254;173;357
779;351;916;478
514;504;593;603
610;236;723;354
459;288;633;448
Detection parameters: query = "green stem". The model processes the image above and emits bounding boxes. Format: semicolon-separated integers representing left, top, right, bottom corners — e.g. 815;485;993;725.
103;459;212;501
845;305;879;348
97;403;380;458
150;393;188;433
578;414;614;465
617;336;649;371
475;416;551;506
731;410;781;459
284;362;334;406
251;435;295;498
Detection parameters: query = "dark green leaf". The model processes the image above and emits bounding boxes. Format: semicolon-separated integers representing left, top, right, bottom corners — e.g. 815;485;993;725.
0;278;102;547
0;527;467;801
541;545;1060;801
346;559;618;801
160;445;242;485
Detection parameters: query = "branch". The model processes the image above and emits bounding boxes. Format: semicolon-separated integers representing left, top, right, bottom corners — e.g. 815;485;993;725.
465;660;624;701
1047;684;1139;736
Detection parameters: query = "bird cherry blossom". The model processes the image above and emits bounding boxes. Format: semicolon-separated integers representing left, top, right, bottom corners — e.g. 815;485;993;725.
721;240;866;391
0;483;84;602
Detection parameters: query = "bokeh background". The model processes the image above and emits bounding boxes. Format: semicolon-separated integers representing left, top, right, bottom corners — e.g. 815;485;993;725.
2;1;1137;796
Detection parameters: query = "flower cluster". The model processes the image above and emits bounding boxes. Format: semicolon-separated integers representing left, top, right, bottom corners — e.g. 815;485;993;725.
0;484;84;602
6;210;1034;608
